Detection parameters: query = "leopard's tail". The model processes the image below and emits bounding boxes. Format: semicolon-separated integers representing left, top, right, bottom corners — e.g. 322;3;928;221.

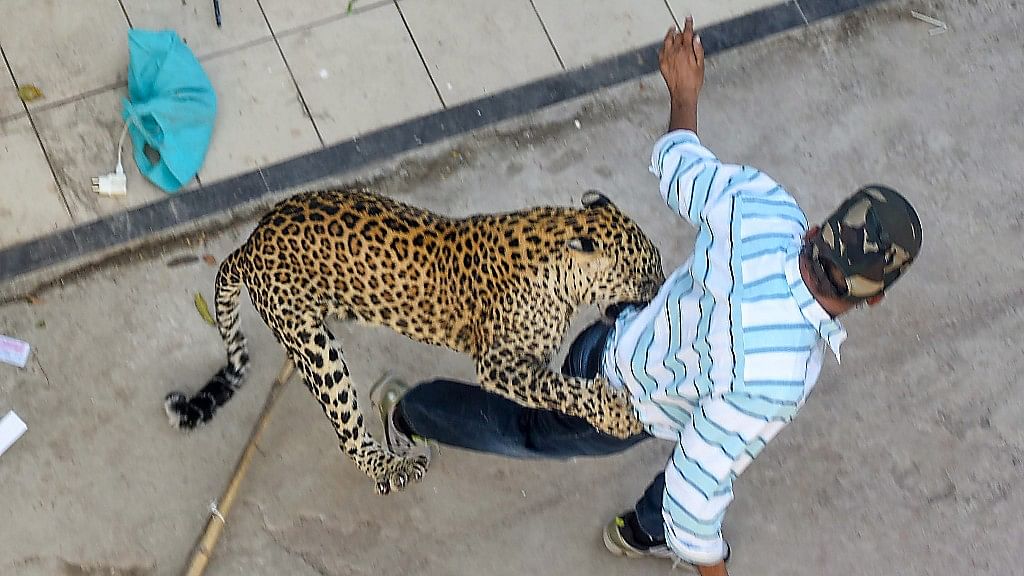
164;248;250;430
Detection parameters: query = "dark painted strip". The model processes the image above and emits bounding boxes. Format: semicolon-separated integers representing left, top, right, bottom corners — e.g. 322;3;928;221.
699;1;805;54
798;0;885;22
0;0;882;285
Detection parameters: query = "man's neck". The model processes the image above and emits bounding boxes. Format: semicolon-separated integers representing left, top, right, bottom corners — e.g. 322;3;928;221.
798;253;854;318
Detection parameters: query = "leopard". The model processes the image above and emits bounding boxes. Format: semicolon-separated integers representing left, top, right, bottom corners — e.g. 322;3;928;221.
164;186;664;495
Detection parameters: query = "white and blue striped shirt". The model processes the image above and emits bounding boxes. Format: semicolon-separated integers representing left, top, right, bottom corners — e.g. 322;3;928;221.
602;130;846;564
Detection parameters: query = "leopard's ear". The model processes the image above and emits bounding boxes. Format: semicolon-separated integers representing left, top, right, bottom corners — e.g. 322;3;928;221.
567;237;597;253
581;190;612;209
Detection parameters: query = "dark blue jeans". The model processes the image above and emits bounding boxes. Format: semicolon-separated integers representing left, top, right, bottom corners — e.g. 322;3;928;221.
396;320;667;541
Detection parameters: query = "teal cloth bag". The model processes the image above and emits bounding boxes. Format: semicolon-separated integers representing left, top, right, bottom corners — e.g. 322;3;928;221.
121;29;216;193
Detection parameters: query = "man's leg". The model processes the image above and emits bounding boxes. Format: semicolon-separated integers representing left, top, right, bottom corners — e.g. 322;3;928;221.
391;319;646;459
632;471;667;542
395;378;645;458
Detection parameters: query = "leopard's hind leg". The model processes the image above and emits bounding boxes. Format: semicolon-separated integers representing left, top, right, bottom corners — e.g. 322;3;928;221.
165;249;250;429
266;309;430;494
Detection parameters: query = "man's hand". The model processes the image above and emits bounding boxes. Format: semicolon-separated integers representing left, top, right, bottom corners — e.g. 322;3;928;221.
659;16;705;133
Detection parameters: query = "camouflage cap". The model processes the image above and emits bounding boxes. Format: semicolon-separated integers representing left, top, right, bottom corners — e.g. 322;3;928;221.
808;185;922;302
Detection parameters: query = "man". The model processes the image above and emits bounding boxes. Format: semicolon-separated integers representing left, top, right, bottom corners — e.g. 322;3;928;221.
372;16;922;575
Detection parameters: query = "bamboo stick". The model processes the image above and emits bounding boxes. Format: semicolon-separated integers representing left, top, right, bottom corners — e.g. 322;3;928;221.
183;359;296;576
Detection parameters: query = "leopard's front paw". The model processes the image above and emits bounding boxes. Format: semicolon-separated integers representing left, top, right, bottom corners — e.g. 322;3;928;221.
374;447;431;495
589;382;644;439
591;409;644;439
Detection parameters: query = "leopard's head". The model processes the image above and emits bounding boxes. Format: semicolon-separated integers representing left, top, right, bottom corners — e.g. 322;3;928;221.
564;191;664;308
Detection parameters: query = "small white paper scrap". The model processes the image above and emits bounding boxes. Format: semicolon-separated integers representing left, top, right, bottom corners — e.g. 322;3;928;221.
0;411;28;458
0;335;30;368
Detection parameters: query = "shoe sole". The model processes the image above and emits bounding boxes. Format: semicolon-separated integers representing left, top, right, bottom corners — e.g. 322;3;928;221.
368;374;433;463
602;525;636;558
602;524;702;575
602;524;677;560
369;373;402;409
603;521;730;570
369;374;406;451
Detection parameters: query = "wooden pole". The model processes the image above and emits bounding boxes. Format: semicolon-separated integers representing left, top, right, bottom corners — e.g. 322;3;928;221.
183;359;296;576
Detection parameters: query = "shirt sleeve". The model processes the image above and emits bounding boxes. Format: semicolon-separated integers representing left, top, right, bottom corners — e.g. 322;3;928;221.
661;391;798;565
650;130;730;228
650;130;805;236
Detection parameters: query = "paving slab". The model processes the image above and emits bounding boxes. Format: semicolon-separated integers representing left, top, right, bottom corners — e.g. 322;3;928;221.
0;73;22;120
0;0;129;107
399;0;563;106
531;0;676;69
0;116;72;246
1;3;1022;575
121;0;273;58
279;3;442;144
262;0;396;35
198;41;322;183
31;87;166;225
666;0;790;27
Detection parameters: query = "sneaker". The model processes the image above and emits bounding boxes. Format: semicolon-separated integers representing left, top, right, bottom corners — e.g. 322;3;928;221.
603;511;676;560
602;511;731;569
369;373;430;459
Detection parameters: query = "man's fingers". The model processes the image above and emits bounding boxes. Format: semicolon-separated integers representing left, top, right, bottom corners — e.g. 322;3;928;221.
693;33;704;66
663;26;675;51
682;15;694;48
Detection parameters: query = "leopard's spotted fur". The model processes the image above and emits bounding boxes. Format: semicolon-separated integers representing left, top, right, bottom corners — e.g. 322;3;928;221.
165;187;663;494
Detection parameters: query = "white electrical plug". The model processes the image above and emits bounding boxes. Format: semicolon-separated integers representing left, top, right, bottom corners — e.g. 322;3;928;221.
94;122;129;197
92;163;126;196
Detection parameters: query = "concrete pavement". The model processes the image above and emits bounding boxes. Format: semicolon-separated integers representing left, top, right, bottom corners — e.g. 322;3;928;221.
1;0;1022;574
